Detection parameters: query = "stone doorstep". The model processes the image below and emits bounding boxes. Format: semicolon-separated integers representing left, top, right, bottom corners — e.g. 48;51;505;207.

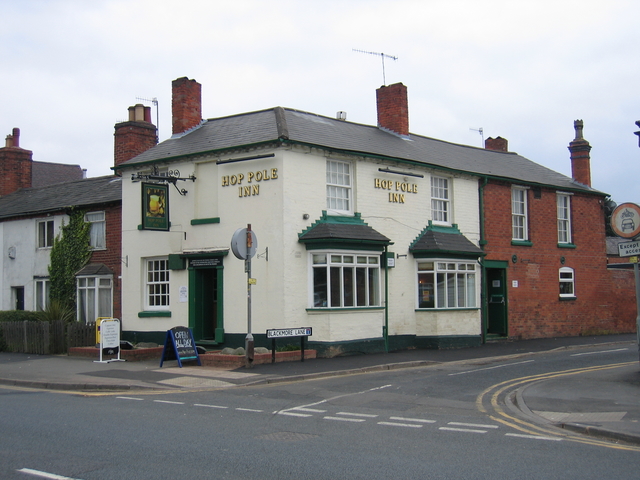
68;347;316;366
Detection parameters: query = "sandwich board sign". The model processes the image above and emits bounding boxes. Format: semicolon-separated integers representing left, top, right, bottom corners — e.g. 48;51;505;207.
94;318;125;363
159;326;201;367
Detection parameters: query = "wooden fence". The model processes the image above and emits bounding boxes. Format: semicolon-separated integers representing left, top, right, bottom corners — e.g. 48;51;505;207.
0;321;96;354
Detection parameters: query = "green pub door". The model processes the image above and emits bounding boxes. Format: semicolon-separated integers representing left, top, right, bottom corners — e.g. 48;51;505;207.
188;256;225;344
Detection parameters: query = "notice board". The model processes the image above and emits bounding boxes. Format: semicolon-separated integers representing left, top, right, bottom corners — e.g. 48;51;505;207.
159;326;201;367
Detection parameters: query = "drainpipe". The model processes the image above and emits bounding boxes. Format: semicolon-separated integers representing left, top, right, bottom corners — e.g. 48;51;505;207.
479;177;488;345
384;245;389;353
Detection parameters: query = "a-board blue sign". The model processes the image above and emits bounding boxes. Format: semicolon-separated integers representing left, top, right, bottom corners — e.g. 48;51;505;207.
159;326;201;368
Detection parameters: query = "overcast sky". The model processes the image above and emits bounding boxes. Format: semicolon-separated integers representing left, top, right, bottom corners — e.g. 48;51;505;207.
2;0;639;205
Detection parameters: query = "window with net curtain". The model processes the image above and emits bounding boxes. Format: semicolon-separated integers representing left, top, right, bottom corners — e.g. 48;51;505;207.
77;276;112;323
85;211;106;249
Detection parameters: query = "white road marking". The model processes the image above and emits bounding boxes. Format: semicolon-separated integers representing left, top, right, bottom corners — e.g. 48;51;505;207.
292;408;327;413
324;416;366;423
448;422;499;429
116;396;143;401
18;468;83;480
449;360;534;376
236;408;263;413
378;421;423;428
336;412;378;418
153;400;185;405
570;348;628;357
505;433;562;441
390;416;436;424
276;411;313;417
439;427;487;433
274;384;392;416
194;404;228;409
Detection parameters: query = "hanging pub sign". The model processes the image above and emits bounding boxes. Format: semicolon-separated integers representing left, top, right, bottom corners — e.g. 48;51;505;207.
159;326;201;368
142;182;169;231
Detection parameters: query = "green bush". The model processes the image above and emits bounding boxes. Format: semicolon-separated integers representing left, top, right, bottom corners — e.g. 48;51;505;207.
39;299;76;323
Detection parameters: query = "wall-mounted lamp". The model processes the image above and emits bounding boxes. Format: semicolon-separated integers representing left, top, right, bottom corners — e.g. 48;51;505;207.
512;255;518;263
560;256;565;265
302;213;309;220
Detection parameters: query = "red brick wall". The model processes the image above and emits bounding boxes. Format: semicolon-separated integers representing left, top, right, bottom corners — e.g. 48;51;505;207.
114;121;157;167
376;83;409;136
483;180;636;338
89;204;122;320
0;145;33;195
172;77;202;135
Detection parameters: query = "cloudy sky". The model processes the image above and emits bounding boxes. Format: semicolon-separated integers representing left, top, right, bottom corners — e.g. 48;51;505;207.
2;0;639;204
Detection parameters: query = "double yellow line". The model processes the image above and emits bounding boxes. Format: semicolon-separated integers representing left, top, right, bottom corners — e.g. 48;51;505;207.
476;362;640;451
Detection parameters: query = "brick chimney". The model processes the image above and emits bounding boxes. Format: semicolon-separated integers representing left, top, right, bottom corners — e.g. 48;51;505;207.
0;128;33;196
485;136;508;152
172;77;202;135
376;83;409;137
568;119;591;187
114;104;158;167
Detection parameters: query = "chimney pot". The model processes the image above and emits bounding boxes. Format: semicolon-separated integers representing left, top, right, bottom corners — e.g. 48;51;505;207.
12;128;20;148
568;119;591;187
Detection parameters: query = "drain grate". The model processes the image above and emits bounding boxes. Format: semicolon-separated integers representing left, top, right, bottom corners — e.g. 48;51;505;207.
255;431;319;442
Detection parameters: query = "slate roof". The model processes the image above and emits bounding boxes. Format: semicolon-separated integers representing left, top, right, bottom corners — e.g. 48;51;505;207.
32;161;84;188
410;229;485;258
298;212;391;247
115;107;605;195
0;176;121;220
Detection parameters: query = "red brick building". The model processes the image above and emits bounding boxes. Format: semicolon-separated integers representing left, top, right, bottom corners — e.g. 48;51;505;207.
481;122;636;339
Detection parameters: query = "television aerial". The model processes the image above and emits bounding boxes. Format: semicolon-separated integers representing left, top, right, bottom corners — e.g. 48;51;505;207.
353;49;398;85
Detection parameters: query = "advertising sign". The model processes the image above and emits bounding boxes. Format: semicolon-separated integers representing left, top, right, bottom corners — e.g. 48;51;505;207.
142;182;169;231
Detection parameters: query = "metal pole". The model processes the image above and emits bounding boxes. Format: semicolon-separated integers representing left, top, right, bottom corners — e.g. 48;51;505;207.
635;262;640;362
245;224;254;368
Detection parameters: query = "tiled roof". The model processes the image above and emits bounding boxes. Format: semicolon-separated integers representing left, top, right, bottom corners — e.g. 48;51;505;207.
31;161;84;188
410;229;485;258
299;212;391;247
0;176;121;220
115;107;605;195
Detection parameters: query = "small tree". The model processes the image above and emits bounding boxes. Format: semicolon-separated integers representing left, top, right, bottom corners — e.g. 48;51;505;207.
48;210;92;315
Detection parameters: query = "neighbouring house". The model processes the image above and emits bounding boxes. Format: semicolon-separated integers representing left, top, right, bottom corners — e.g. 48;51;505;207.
113;77;635;356
0;104;157;321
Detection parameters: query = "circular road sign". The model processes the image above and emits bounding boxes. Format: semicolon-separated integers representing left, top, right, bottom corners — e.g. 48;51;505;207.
611;202;640;238
231;228;258;260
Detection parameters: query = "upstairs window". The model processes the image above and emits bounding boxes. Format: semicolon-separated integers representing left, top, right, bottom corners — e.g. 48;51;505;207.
511;187;528;241
431;176;450;224
86;211;106;250
326;160;352;214
557;194;572;244
37;219;54;248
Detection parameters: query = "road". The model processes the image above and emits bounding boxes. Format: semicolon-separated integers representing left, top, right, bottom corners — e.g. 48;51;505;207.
1;344;638;479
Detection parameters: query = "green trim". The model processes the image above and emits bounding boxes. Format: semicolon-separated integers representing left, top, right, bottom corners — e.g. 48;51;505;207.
559;296;577;301
168;254;186;270
482;259;509;268
138;311;171;318
412;251;483;259
306;307;385;312
415;307;480;312
303;241;387;251
558;243;577;249
511;240;533;247
191;217;221;225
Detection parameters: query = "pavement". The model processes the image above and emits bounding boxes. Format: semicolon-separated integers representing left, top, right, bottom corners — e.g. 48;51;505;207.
1;333;639;446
